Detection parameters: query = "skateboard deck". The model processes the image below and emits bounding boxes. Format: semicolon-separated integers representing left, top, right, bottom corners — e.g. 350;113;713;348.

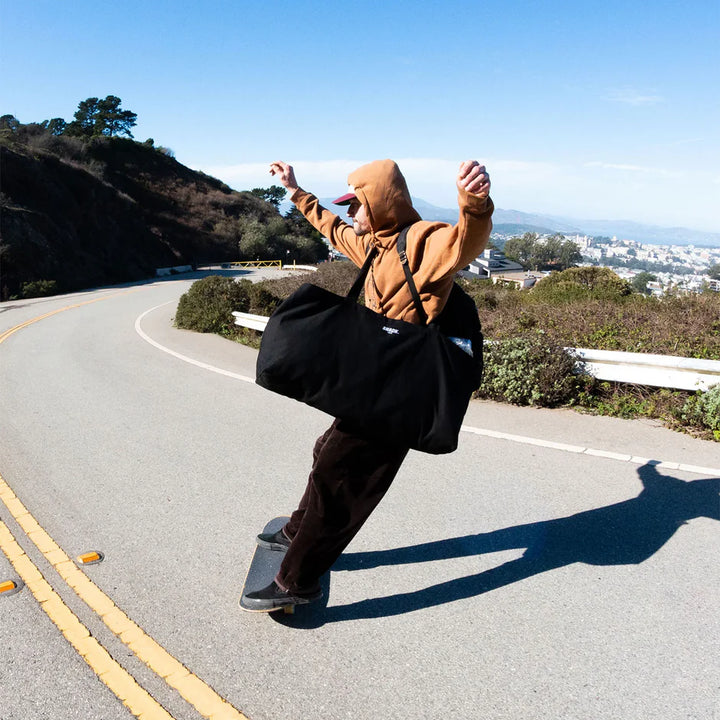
240;516;294;614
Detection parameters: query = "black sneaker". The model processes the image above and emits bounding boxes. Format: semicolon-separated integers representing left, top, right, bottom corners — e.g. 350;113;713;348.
243;580;322;611
256;527;291;552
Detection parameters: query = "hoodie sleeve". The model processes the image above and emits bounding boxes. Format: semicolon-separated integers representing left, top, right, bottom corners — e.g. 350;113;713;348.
413;190;494;283
290;188;368;267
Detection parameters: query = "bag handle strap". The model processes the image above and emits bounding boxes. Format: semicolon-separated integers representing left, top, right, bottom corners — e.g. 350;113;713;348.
347;243;378;301
396;226;429;325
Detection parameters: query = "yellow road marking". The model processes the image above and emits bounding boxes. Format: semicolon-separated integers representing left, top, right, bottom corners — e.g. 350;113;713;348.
0;520;174;720
1;478;249;720
0;295;251;720
0;291;137;344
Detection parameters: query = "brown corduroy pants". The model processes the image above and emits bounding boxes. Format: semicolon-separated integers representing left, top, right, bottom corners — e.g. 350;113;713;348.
277;419;409;593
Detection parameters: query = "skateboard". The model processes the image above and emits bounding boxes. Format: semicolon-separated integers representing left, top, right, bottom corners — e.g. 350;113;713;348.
240;516;295;614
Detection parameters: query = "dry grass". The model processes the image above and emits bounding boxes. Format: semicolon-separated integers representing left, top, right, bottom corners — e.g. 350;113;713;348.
464;279;720;359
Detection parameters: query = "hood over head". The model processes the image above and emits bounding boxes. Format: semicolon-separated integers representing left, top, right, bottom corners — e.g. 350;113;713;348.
347;160;421;241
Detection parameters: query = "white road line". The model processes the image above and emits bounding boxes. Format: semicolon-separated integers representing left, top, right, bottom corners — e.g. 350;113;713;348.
460;426;720;476
134;302;255;384
136;303;720;478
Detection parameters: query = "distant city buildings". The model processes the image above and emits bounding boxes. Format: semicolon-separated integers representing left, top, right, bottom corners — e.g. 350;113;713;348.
461;248;542;289
489;231;720;295
326;232;720;295
578;235;720;294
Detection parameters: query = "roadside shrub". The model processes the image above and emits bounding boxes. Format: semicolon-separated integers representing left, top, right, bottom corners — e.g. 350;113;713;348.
175;275;251;334
473;278;720;360
681;384;720;440
699;385;720;437
251;261;360;311
461;278;521;312
577;381;669;419
247;283;282;316
21;279;58;298
477;335;581;406
532;266;633;301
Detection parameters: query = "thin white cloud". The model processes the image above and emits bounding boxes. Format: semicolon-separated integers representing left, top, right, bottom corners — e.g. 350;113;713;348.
192;156;719;230
584;161;673;178
197;156;556;201
197;159;365;194
585;161;646;172
606;88;665;106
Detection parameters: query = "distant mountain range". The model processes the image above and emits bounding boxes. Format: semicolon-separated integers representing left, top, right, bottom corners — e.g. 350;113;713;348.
409;198;720;248
284;196;720;247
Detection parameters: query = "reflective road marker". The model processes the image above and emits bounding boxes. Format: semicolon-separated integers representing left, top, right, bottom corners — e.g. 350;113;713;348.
0;578;23;596
76;550;104;565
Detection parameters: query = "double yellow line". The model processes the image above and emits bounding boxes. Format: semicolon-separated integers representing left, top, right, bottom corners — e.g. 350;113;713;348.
0;293;249;720
0;296;110;344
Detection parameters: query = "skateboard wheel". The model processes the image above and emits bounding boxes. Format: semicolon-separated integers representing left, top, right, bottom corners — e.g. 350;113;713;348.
283;605;295;615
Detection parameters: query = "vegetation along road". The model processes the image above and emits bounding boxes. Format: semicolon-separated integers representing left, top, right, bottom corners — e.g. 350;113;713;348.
1;270;718;720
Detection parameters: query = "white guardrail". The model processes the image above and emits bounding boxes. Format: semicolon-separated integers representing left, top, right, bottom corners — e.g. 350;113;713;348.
232;312;720;392
571;348;720;391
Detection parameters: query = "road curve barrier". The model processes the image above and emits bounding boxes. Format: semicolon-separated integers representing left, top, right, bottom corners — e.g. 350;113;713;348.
232;312;720;392
231;311;271;332
571;347;720;391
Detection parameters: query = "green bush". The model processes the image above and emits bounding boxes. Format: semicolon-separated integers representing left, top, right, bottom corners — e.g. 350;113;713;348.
681;384;720;440
700;384;720;436
21;279;58;298
246;283;282;316
175;275;252;334
531;266;633;301
250;261;360;313
477;335;580;406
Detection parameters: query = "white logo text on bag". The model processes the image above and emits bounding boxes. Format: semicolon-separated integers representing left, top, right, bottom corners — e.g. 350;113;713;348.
382;326;400;335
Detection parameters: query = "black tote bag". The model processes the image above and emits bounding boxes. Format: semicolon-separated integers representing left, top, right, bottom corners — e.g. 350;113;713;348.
255;229;483;454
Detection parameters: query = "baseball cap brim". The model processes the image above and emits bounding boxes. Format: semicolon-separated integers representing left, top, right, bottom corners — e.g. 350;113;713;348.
332;192;357;206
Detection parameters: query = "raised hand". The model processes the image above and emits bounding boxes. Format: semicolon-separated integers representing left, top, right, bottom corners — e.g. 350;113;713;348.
456;160;490;199
269;161;299;193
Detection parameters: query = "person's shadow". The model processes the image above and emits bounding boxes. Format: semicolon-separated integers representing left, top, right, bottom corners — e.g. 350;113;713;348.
283;463;718;626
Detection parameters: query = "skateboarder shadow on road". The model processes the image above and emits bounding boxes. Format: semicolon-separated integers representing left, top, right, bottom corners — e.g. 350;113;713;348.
328;463;719;621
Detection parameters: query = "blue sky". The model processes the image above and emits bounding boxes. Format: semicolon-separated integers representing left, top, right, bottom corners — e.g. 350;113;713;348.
2;0;719;232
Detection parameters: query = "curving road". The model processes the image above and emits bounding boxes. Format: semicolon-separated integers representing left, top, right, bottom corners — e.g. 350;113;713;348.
1;271;718;720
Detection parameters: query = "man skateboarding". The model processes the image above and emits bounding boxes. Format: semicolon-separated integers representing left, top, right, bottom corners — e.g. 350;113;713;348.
241;158;493;612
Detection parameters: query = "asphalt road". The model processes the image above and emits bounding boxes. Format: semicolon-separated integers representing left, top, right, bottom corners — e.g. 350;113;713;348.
1;271;718;720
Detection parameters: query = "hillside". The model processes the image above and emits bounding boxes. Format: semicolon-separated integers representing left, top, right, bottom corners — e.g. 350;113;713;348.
0;130;323;299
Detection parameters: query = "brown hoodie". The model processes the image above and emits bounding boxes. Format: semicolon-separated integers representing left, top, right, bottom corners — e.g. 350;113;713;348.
291;159;493;324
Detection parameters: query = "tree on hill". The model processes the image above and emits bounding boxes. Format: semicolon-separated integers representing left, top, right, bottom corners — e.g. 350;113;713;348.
708;263;720;280
65;95;137;139
250;185;286;209
547;233;583;269
504;232;581;271
0;115;20;134
504;232;538;268
631;271;657;295
284;205;323;242
43;118;67;136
